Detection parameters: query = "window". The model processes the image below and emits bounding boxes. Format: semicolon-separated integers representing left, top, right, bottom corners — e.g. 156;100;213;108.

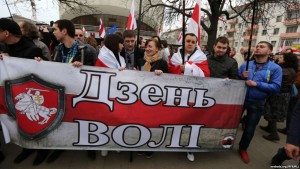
286;26;298;33
230;25;235;29
273;28;280;35
276;16;282;22
225;26;227;30
219;27;223;31
271;41;276;47
235;42;238;47
243;32;247;36
262;30;267;35
238;23;242;28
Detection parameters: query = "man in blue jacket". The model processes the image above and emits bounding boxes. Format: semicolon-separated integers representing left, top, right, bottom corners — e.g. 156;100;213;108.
238;41;282;164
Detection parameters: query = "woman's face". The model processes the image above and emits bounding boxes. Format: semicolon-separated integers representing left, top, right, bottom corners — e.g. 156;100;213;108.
118;43;124;52
278;55;285;64
145;41;158;56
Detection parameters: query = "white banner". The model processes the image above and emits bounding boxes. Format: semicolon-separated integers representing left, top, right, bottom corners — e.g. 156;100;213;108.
0;57;246;152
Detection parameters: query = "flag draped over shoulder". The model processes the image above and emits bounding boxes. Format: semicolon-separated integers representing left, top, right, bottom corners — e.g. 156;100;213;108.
186;0;201;45
99;18;106;38
126;0;137;30
168;47;210;77
95;46;126;69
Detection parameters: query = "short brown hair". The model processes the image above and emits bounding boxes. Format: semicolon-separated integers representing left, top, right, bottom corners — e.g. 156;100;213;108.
145;38;161;50
214;37;229;46
258;41;273;51
123;30;135;39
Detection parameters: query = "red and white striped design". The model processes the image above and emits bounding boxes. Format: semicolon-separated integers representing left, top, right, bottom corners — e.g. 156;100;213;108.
95;46;126;69
186;0;201;45
99;18;106;38
157;28;161;37
126;0;137;30
168;47;210;77
280;40;286;52
177;31;183;44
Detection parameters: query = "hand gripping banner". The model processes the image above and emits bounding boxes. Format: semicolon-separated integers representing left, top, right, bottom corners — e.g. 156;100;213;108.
0;57;246;152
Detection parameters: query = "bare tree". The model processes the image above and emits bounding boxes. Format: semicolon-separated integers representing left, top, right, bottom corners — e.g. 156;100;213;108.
143;0;300;51
6;0;98;21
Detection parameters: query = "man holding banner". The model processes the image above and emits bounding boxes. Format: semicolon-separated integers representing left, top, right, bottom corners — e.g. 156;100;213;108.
238;41;282;164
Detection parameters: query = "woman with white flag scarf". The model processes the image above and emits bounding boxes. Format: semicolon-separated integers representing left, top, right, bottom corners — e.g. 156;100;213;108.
96;34;126;71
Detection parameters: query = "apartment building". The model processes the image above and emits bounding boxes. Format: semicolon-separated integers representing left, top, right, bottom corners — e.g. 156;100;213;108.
216;4;300;54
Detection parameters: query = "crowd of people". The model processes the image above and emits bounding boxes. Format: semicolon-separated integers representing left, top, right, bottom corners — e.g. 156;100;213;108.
0;17;299;166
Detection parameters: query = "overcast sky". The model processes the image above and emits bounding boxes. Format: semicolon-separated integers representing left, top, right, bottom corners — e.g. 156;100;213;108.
0;0;59;24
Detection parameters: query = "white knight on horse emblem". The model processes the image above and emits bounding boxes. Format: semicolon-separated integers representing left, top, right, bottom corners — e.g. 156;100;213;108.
14;88;57;125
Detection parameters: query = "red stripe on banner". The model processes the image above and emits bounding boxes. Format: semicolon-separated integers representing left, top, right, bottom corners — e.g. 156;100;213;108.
0;88;243;129
63;95;243;129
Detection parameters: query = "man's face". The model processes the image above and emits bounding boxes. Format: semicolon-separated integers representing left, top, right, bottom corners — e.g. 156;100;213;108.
213;42;228;57
75;29;85;42
254;43;272;57
184;35;197;54
53;24;64;42
124;37;135;51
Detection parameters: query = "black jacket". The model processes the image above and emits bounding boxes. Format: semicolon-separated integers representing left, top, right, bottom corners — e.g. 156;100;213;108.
120;47;145;69
53;40;97;66
4;37;45;60
141;59;168;73
207;53;238;79
287;99;300;146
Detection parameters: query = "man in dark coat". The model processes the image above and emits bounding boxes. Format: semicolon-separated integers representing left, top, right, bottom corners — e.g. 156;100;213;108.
0;18;48;166
207;37;238;79
120;30;144;70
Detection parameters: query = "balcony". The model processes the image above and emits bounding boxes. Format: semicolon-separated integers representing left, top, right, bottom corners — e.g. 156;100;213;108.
227;28;236;33
228;37;235;42
247;25;259;30
284;18;300;26
243;36;257;40
227;19;237;24
287;4;300;11
280;33;300;38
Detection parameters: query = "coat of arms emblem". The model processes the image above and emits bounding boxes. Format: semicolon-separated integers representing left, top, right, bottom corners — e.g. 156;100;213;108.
5;74;65;140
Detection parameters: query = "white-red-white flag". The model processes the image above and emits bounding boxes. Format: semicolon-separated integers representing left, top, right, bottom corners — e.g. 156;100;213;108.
157;28;161;37
82;26;86;36
186;0;201;45
177;31;183;44
280;40;286;52
126;0;137;30
99;18;106;38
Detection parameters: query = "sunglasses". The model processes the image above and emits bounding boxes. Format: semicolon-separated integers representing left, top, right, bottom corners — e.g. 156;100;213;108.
75;34;83;37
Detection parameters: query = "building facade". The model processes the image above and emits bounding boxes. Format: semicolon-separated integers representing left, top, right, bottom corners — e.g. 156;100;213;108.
59;0;164;38
216;4;300;54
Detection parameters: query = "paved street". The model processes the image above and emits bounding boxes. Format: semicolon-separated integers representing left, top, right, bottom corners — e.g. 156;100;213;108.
0;119;299;169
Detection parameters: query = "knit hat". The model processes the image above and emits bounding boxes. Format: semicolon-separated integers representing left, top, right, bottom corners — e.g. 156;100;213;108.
0;18;22;35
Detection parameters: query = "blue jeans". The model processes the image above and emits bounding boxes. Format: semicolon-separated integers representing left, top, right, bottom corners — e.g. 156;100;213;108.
239;100;265;150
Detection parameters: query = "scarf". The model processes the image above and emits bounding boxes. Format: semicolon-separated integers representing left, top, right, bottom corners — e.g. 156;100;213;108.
143;52;161;72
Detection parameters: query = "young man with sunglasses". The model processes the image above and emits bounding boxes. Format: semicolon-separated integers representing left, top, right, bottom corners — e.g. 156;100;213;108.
75;29;85;42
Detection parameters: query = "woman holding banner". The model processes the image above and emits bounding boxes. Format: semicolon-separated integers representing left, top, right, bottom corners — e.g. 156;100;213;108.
137;38;168;158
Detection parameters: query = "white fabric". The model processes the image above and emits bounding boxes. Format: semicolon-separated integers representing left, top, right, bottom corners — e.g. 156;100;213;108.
233;53;245;68
171;47;206;77
98;46;126;69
